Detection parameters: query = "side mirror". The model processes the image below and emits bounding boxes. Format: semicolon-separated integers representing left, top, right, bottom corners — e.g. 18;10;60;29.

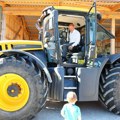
97;13;102;21
44;31;51;38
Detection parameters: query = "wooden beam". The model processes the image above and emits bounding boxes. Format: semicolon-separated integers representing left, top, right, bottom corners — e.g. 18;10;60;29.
60;1;112;11
31;33;38;36
2;3;111;15
1;0;59;6
111;18;115;54
99;19;106;24
3;11;42;16
111;3;120;11
25;19;38;22
102;23;120;27
21;16;30;35
12;26;22;39
2;5;120;19
1;0;115;11
115;28;120;36
0;0;117;13
101;11;120;19
3;5;44;16
21;25;24;39
26;22;38;25
3;6;45;11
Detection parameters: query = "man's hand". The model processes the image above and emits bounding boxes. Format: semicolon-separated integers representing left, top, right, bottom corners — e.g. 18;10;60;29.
68;46;74;50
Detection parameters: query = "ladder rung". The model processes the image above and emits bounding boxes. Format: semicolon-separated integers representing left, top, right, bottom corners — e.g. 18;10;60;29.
64;87;77;90
64;76;76;78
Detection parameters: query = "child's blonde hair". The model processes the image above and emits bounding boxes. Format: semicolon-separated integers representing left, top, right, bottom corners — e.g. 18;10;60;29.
67;91;77;103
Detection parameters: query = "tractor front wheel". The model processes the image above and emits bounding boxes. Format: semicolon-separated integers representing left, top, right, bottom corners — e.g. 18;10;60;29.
0;56;48;120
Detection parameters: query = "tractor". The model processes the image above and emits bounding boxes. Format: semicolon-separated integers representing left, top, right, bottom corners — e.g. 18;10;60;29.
0;2;119;120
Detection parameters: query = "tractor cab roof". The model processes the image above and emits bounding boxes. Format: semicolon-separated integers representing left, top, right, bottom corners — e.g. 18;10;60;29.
54;6;94;14
42;6;95;13
41;6;101;20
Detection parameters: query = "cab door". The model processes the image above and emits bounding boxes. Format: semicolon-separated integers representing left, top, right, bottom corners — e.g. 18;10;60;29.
86;2;97;63
43;9;61;63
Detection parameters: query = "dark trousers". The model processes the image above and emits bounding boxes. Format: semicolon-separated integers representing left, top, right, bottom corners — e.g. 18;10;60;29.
62;44;79;58
62;44;69;58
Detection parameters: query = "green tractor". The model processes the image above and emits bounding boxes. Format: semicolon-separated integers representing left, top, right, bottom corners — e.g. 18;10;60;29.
0;2;119;120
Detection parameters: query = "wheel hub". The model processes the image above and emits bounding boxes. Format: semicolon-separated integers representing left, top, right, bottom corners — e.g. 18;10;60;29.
7;83;21;97
0;74;30;112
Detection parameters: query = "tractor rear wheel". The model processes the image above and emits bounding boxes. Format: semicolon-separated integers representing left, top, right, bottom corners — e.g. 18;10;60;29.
0;56;48;120
99;63;120;115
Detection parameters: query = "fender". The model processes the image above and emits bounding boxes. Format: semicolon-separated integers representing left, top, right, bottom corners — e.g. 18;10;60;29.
95;54;120;72
94;54;120;82
108;54;120;64
0;50;52;83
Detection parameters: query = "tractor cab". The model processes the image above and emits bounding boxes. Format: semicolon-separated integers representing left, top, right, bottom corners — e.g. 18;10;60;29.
37;3;114;67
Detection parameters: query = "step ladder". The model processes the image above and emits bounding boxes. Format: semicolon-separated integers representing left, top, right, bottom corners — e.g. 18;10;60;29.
64;75;79;101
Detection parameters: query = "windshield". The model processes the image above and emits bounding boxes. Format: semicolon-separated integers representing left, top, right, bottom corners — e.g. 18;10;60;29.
97;23;115;41
96;24;115;56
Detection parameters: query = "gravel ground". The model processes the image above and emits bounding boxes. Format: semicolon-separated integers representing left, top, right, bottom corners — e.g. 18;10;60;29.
34;101;120;120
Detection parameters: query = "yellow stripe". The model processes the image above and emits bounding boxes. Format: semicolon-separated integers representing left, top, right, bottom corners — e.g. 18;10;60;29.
0;40;44;51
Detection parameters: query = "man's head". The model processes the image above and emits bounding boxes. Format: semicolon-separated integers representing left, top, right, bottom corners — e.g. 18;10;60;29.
68;23;75;32
67;91;77;104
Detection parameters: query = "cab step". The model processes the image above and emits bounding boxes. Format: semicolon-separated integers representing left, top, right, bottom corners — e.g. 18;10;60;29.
63;75;79;101
64;75;76;78
64;87;77;90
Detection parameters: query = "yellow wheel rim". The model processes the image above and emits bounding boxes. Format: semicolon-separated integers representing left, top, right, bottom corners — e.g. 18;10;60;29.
0;73;30;112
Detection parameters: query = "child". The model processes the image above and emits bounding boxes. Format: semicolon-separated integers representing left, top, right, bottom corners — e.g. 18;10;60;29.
61;91;81;120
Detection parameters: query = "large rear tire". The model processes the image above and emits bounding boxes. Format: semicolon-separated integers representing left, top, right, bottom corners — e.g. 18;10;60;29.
0;56;48;120
99;63;120;115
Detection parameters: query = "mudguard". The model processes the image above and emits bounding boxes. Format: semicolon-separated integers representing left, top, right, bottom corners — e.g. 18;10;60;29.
95;54;120;71
0;50;52;83
108;54;120;64
94;54;120;82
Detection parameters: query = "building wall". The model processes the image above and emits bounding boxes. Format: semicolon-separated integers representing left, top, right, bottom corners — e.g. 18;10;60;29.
1;14;30;40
